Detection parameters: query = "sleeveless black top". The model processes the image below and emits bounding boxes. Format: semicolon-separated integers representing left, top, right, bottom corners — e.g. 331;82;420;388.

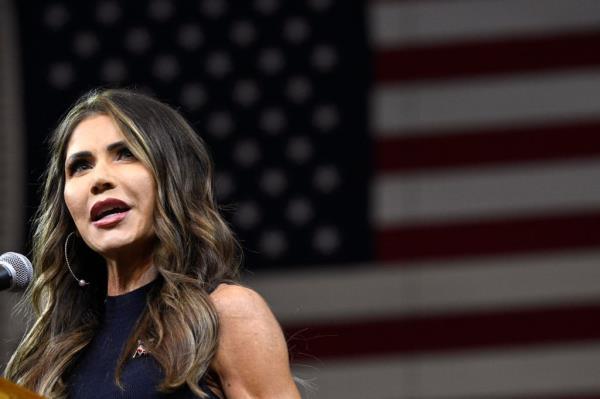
67;281;219;398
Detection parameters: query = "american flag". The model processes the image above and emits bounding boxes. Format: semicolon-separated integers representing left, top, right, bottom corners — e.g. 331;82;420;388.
2;0;600;398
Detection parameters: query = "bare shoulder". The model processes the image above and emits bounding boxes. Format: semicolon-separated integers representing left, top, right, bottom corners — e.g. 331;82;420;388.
209;284;285;364
209;284;301;399
210;283;272;319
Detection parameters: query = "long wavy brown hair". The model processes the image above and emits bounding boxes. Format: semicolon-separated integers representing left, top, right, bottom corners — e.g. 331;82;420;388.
4;88;241;398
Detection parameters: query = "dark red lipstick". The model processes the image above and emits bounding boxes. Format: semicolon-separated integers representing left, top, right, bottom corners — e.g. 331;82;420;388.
90;198;131;227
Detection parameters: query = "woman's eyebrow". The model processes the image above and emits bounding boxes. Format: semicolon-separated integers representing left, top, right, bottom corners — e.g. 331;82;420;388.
65;141;127;165
65;151;91;165
106;140;127;152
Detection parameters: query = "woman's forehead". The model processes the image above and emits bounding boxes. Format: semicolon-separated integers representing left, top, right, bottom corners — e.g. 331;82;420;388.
65;115;126;155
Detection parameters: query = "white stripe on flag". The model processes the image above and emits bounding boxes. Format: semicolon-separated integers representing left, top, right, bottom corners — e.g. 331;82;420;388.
297;343;600;399
374;159;600;226
370;0;600;48
248;250;600;323
373;69;600;135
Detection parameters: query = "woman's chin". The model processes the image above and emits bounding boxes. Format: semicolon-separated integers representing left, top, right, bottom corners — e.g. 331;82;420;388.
90;235;155;261
91;239;138;258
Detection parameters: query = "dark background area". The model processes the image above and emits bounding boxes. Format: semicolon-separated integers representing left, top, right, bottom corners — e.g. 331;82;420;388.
17;0;371;270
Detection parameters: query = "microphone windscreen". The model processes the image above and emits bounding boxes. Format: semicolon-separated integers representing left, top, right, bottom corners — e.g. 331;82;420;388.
0;252;33;291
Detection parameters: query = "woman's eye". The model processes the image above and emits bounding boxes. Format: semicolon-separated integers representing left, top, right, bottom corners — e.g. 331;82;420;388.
118;147;135;160
67;160;90;175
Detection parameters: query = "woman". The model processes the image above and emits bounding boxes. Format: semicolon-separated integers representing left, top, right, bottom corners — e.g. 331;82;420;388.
4;89;301;398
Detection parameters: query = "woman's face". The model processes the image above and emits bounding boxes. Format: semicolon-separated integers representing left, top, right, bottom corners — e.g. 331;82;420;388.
63;114;157;259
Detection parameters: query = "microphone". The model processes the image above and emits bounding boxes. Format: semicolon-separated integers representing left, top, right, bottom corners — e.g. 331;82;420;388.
0;252;33;291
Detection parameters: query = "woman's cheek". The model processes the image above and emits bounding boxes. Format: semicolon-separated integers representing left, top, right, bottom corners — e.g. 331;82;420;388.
64;185;85;226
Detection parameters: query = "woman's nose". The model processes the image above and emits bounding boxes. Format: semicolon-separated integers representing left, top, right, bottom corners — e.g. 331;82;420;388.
91;179;114;195
90;163;116;195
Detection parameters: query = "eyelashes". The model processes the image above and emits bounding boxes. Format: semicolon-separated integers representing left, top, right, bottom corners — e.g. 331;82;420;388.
66;159;91;176
66;147;136;176
117;147;135;160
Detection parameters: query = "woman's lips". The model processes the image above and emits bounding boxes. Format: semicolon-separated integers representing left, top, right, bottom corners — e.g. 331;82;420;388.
90;198;131;221
92;209;130;228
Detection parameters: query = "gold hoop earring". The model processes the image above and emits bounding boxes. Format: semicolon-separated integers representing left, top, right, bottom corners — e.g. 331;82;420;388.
65;232;89;287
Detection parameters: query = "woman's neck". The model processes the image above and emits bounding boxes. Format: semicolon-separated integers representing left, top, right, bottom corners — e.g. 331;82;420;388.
105;256;158;296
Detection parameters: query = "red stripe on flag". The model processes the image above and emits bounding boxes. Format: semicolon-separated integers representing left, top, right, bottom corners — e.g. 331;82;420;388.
376;211;600;262
376;120;600;173
376;31;600;82
285;303;600;361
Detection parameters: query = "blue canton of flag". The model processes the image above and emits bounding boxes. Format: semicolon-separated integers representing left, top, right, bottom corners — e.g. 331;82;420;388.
17;0;371;270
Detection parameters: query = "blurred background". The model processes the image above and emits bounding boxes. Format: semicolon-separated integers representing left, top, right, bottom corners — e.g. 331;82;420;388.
2;0;600;397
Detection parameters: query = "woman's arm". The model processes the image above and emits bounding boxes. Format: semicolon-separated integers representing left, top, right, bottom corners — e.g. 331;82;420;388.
210;284;302;399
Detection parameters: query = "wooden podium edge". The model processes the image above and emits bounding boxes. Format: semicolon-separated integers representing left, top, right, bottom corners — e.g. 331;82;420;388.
0;378;45;399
